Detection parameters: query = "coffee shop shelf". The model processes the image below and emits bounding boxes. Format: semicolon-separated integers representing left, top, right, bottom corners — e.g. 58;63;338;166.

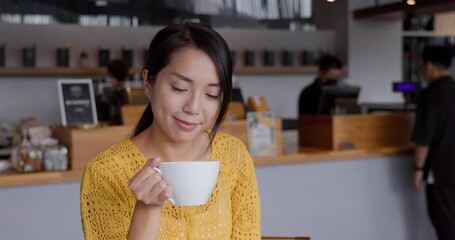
0;146;412;188
233;66;318;75
0;66;319;77
0;67;109;76
0;170;82;188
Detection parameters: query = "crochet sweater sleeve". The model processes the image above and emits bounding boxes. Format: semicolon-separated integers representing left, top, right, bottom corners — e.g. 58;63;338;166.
80;158;134;240
230;138;261;239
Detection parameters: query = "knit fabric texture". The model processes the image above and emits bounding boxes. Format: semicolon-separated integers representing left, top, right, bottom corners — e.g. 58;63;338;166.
80;132;261;239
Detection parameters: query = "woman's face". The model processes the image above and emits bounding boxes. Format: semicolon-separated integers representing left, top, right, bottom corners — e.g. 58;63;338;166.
144;47;222;143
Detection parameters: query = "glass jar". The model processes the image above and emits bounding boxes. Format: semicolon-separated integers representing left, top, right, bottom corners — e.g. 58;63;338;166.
13;128;44;173
15;144;43;173
43;144;68;171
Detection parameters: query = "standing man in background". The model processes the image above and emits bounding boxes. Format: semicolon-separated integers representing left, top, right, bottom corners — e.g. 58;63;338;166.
298;55;343;115
412;46;455;240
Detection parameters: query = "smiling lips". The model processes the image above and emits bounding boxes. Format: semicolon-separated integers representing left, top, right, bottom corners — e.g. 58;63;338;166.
173;117;199;131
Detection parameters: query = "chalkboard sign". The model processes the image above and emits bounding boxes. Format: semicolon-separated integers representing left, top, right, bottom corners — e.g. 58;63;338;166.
57;79;98;126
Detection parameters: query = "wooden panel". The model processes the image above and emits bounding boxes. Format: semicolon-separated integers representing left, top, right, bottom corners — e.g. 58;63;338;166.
332;113;414;150
220;119;283;155
298;113;414;150
298;116;333;149
53;126;133;171
226;102;246;120
121;104;147;126
127;89;149;105
220;120;248;144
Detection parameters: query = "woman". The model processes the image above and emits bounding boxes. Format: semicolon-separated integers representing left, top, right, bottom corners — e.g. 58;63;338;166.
80;23;261;240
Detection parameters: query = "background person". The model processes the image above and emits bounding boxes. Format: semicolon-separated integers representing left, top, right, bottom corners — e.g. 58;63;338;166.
99;59;130;125
80;23;261;240
412;45;455;240
298;55;343;115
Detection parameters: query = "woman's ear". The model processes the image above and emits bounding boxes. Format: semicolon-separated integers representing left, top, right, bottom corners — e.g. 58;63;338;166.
142;69;152;99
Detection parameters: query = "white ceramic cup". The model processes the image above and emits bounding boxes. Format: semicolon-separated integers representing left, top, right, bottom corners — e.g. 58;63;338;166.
153;160;220;206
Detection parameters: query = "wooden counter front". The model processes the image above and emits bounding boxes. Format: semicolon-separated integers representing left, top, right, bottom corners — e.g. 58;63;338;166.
298;113;414;150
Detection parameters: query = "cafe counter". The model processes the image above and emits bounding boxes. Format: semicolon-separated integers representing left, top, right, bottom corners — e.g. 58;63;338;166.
0;112;414;188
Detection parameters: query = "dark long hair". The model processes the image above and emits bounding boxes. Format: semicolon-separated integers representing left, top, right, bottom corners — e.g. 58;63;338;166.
132;23;233;141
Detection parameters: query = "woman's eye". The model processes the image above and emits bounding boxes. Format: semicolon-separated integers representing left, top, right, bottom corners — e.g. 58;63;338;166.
171;85;187;92
206;93;220;100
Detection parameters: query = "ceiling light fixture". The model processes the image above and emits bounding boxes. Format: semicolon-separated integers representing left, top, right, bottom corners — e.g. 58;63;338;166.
327;0;335;2
406;0;416;6
95;0;108;7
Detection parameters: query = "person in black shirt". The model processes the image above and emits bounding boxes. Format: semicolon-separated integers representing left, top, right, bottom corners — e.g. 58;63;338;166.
102;59;130;125
411;46;455;240
298;56;343;115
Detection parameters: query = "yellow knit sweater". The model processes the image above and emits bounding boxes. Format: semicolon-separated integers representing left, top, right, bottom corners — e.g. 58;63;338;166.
80;132;261;240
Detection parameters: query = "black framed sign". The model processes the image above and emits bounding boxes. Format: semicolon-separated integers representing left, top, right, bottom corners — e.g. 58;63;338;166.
57;79;98;126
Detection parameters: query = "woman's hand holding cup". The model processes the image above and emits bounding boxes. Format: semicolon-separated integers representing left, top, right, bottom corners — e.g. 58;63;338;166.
129;157;173;207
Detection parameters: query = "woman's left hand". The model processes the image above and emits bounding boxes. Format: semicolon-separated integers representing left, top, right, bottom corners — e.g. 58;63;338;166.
129;157;173;206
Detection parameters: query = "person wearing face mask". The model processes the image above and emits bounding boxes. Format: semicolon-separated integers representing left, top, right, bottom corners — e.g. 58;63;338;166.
298;55;343;115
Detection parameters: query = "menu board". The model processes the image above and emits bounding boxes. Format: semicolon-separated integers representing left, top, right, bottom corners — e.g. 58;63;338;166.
57;79;98;126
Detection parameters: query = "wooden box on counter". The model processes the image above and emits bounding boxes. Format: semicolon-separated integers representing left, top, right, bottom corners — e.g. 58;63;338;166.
298;113;414;150
220;119;282;156
52;120;282;172
52;126;133;171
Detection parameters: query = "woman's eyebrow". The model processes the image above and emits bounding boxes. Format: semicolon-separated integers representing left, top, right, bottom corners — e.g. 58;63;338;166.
171;72;220;87
171;72;193;83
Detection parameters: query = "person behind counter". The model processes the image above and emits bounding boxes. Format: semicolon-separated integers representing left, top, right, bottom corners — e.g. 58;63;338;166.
411;46;455;240
98;59;130;125
298;55;343;115
80;22;261;240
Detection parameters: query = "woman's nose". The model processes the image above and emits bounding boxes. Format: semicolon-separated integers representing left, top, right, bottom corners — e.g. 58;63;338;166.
183;94;200;115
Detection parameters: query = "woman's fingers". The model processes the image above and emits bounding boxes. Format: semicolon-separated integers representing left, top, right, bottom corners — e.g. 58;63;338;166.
147;178;167;199
129;157;174;205
129;157;161;188
157;186;173;202
129;166;155;191
130;157;167;205
138;172;164;201
146;157;161;168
